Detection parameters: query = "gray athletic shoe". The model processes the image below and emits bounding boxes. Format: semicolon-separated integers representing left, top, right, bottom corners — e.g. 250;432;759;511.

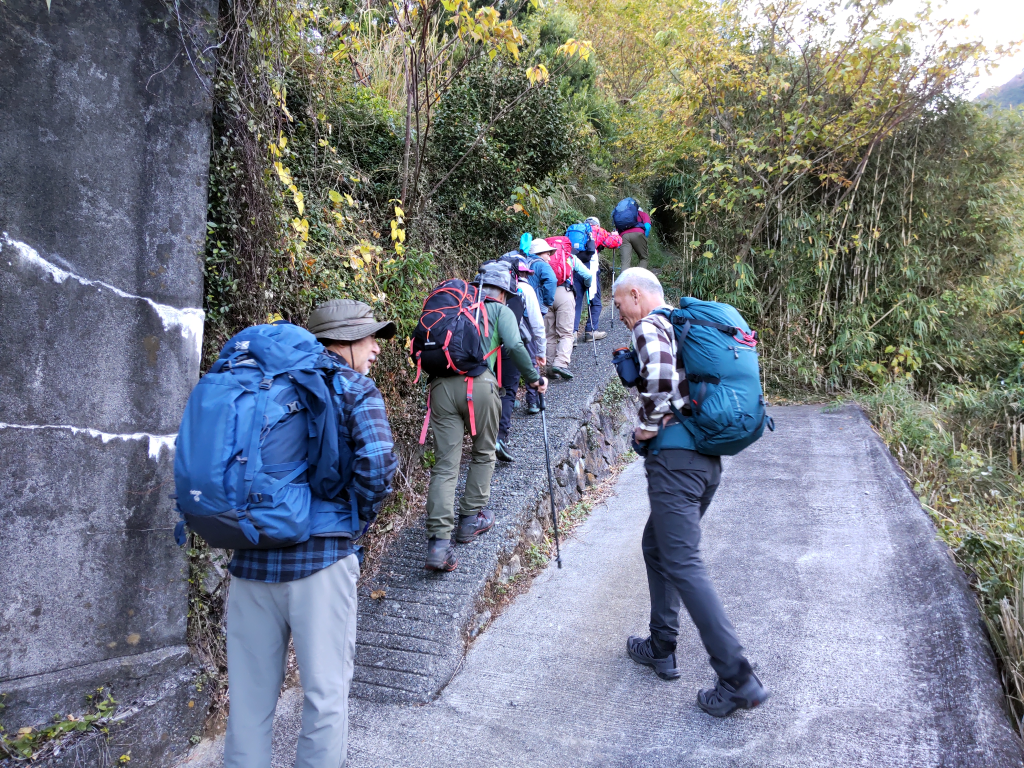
627;635;681;681
549;366;574;380
495;439;514;462
425;537;457;571
697;671;770;716
454;510;494;544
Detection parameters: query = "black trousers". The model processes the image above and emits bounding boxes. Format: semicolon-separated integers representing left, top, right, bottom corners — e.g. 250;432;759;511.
643;449;747;681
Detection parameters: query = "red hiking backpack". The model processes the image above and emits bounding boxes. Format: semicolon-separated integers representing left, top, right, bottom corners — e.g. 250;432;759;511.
546;235;574;284
411;278;490;382
411;278;501;444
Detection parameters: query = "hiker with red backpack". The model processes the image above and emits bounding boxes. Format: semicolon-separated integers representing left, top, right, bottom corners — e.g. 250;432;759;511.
610;267;770;718
174;301;399;768
413;263;547;572
612;197;653;270
539;235;591;380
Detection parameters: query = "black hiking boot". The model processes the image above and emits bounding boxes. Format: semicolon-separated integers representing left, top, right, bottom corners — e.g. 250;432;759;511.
454;510;494;544
425;537;457;572
495;439;514;462
697;670;769;717
549;366;574;380
627;635;681;681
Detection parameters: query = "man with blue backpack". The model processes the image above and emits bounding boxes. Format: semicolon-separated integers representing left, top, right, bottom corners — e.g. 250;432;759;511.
174;301;399;768
612;197;652;270
610;267;771;717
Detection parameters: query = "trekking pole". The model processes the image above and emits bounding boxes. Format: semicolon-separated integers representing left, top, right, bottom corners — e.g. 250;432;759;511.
538;390;563;569
587;294;598;365
472;267;485;328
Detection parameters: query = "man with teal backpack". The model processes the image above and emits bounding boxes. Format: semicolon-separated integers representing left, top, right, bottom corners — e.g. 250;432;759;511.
175;300;399;768
611;267;771;717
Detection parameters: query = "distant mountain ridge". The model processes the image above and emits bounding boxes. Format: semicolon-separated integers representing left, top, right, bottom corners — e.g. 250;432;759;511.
978;68;1024;108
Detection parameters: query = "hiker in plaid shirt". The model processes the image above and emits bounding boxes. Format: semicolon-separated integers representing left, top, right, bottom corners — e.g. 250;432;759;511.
224;300;398;768
612;268;768;718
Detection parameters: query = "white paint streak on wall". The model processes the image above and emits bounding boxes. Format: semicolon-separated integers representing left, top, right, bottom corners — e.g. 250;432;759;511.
0;423;176;460
1;232;205;357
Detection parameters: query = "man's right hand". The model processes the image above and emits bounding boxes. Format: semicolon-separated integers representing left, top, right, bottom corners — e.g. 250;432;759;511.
530;376;548;395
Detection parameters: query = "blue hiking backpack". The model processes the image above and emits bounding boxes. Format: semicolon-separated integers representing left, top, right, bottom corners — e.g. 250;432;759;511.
173;323;359;550
612;198;640;232
652;298;774;456
566;222;592;253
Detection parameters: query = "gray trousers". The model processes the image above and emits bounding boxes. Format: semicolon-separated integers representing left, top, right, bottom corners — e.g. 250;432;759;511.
643;449;747;681
224;555;360;768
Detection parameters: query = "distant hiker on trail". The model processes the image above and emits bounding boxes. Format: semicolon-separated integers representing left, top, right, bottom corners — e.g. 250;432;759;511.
611;268;769;717
612;197;652;270
570;216;620;343
220;299;399;768
418;263;547;572
494;257;546;462
541;235;591;380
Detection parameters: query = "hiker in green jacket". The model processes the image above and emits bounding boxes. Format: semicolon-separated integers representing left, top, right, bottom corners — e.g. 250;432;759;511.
424;263;548;572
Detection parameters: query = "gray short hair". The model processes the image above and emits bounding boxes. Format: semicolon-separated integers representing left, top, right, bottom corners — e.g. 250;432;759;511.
482;286;505;300
612;267;664;301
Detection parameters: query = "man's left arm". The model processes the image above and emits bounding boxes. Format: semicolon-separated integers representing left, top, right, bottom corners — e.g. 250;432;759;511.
348;382;399;524
634;317;676;439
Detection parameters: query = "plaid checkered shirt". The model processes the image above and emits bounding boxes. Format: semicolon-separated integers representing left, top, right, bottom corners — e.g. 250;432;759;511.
229;353;398;583
632;309;690;432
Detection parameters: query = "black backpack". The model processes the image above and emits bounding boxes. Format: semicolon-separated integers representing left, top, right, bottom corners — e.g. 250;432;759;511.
411;278;489;382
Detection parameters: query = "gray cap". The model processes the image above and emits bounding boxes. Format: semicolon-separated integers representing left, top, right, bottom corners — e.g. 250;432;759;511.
586;216;600;229
307;299;397;343
479;263;513;294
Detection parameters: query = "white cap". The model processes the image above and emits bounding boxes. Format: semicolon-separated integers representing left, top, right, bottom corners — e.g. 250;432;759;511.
529;238;556;255
585;216;600;229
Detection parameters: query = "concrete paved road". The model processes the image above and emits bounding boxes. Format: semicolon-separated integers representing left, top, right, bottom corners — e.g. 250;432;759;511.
181;405;1023;767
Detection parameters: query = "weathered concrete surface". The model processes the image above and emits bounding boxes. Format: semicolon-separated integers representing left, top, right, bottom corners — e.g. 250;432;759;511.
0;0;215;763
185;405;1022;767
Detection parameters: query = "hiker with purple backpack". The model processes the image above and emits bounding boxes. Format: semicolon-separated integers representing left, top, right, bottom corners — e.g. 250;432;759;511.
494;256;547;462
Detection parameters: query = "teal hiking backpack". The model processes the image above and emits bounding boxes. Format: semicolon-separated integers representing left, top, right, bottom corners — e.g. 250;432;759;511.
652;298;773;456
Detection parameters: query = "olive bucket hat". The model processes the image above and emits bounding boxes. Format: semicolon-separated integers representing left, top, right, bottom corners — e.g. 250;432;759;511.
307;299;397;343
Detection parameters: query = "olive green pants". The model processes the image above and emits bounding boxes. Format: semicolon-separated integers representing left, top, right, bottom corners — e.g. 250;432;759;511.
619;230;649;270
425;370;501;540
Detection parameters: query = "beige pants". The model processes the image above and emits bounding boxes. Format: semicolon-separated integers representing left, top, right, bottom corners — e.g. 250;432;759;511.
225;555;359;768
619;230;649;270
545;284;576;369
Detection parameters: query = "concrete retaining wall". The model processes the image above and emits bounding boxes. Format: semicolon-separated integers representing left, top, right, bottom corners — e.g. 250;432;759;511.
0;0;215;764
